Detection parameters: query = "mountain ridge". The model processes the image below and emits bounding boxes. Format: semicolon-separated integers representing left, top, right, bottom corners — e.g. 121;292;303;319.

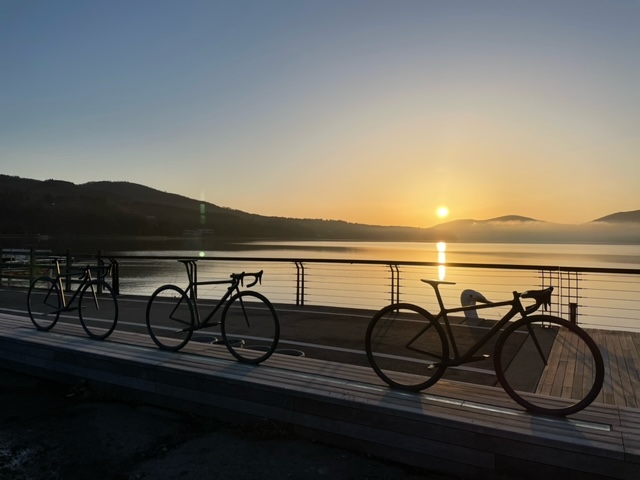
1;175;639;244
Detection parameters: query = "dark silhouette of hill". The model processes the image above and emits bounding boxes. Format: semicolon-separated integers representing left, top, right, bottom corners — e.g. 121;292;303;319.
2;175;639;244
0;175;444;241
592;210;640;223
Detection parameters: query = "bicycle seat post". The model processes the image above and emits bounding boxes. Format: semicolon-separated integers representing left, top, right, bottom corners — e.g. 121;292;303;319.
53;259;68;308
421;279;455;312
183;260;201;303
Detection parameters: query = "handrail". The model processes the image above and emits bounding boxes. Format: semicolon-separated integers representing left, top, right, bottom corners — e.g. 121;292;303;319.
3;248;640;331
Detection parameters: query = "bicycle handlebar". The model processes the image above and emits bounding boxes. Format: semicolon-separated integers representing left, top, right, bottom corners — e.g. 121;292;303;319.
229;270;263;288
519;286;553;315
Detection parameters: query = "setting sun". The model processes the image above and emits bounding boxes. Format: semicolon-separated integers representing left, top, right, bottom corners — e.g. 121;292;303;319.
437;206;450;219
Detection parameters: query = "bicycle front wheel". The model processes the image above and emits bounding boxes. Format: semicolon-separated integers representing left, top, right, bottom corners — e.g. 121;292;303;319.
27;276;62;331
78;280;119;340
221;291;279;364
146;285;195;351
494;315;604;416
365;304;449;391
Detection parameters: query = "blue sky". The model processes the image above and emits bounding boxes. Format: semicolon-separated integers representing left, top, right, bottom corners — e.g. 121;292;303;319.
1;0;639;226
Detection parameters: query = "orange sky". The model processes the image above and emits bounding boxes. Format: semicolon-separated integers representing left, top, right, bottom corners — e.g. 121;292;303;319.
2;1;639;227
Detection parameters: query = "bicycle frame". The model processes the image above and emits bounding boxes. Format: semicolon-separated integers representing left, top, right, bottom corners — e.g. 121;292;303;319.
416;280;541;368
178;260;249;331
48;259;114;313
53;260;93;310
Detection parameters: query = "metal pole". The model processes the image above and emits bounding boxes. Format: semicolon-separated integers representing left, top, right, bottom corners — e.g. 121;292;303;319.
569;303;578;324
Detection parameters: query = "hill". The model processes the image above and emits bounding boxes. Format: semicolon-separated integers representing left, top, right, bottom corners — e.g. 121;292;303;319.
1;175;639;244
592;210;640;223
0;175;444;241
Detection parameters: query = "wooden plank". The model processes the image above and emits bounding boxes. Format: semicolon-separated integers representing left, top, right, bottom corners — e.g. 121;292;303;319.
620;333;640;407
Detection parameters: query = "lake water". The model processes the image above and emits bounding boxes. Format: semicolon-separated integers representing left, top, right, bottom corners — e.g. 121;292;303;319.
104;241;640;332
109;240;640;268
204;241;640;269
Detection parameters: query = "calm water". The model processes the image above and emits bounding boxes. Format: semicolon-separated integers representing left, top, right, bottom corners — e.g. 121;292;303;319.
113;240;640;269
106;241;640;332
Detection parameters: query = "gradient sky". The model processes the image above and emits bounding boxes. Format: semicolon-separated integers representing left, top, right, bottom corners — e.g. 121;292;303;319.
2;0;639;227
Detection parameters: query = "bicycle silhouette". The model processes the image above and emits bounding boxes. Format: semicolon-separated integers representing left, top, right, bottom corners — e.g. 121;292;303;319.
27;258;118;339
365;280;604;416
146;260;279;364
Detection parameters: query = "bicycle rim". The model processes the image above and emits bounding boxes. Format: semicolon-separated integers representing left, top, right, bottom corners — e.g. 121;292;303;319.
27;277;61;331
365;304;448;391
78;280;118;340
146;285;194;351
494;315;604;416
221;291;279;364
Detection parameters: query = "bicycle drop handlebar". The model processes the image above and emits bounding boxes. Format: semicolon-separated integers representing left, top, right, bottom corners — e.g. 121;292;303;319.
518;286;553;315
230;270;263;288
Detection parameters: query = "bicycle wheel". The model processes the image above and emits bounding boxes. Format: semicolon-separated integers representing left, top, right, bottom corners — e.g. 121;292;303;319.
146;285;195;351
221;291;279;364
365;303;449;391
27;276;62;331
78;280;118;340
494;315;604;416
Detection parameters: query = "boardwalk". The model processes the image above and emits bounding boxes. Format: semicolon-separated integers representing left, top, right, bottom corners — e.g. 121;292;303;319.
534;326;640;409
1;288;640;478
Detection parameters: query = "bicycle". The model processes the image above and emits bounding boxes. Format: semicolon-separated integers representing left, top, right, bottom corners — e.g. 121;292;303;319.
365;280;605;416
146;259;280;364
27;258;119;340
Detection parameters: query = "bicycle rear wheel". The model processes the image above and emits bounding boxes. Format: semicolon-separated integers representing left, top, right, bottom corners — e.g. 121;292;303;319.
221;291;279;364
365;303;448;391
27;276;62;331
78;280;118;340
146;285;195;351
494;315;604;416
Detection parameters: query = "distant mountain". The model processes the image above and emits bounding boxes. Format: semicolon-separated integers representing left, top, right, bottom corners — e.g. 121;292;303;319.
1;175;639;244
484;215;541;223
591;210;640;223
0;175;443;242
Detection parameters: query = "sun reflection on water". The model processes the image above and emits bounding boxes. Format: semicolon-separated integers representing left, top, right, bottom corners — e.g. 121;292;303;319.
437;241;447;280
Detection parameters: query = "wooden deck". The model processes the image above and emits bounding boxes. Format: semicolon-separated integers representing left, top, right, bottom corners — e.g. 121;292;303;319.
535;327;640;409
1;311;639;480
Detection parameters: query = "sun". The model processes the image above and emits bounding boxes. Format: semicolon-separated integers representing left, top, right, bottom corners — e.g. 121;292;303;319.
436;206;450;219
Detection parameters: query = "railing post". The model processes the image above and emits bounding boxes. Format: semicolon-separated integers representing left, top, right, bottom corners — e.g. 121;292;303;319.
29;247;36;284
97;250;104;294
295;262;305;306
569;303;578;324
110;257;120;295
389;264;400;304
65;249;72;293
0;249;3;287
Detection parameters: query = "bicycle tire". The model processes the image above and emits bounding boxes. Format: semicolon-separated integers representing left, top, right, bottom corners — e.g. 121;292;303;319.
146;285;195;351
221;290;280;364
494;315;604;416
78;280;119;340
27;276;62;331
365;303;449;391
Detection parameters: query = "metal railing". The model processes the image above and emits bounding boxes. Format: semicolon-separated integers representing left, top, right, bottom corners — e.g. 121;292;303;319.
2;248;640;332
